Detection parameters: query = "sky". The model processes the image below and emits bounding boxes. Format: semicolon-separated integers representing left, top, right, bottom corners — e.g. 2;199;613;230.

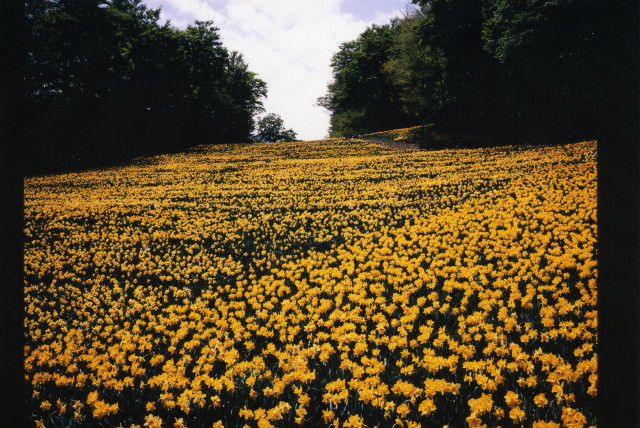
140;0;415;140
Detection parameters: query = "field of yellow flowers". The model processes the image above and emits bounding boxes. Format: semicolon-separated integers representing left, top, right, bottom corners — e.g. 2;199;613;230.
24;138;597;427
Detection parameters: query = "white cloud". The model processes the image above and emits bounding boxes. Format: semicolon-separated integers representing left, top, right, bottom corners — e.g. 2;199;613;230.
141;0;407;140
172;0;224;22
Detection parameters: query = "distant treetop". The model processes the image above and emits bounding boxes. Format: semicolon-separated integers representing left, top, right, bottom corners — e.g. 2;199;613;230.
254;113;298;143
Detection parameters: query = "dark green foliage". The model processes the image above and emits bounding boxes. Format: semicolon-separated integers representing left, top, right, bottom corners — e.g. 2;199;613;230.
319;24;412;137
224;51;268;142
382;11;437;121
24;0;267;174
478;0;635;142
416;0;496;131
322;0;637;144
254;113;297;142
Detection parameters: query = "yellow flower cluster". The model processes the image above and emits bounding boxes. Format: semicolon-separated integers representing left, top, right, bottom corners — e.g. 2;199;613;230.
24;138;597;427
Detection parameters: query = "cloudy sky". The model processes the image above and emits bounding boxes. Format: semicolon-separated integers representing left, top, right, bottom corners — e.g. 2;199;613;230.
140;0;415;140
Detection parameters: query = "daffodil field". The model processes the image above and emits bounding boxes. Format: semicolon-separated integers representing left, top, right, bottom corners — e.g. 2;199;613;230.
24;138;597;428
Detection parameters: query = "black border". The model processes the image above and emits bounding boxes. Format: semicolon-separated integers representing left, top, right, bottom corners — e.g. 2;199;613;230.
1;0;27;425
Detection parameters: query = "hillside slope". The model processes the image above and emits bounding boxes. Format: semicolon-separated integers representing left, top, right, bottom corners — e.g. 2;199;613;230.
24;139;597;427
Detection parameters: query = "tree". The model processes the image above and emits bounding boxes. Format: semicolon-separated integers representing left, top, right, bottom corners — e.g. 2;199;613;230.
254;113;297;142
24;0;268;173
410;0;495;131
320;23;410;137
220;51;268;142
321;0;631;145
382;10;442;123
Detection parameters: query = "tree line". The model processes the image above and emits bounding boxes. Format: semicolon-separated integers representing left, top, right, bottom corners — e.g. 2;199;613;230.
24;0;268;173
320;0;636;144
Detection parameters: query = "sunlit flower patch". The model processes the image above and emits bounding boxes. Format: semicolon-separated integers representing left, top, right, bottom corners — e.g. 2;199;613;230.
362;125;432;143
24;138;597;427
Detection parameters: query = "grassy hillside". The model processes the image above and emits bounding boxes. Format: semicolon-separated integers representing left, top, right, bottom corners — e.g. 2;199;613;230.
24;138;597;427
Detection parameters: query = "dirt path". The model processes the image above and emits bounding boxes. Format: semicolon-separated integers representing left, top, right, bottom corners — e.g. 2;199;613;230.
364;139;422;151
365;131;502;152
